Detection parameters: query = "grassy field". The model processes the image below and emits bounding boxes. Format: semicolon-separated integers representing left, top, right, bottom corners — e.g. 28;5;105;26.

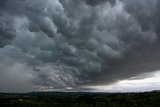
0;91;160;107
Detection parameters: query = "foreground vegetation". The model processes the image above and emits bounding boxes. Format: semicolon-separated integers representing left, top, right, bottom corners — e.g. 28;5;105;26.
0;90;160;107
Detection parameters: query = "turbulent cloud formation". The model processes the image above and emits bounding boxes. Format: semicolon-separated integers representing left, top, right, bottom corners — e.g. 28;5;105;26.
0;0;160;92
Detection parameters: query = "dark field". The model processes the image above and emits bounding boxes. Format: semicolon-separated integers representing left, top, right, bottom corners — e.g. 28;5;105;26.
0;91;160;107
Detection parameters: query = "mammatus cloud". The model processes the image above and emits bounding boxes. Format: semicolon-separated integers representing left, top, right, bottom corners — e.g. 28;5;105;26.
0;0;160;92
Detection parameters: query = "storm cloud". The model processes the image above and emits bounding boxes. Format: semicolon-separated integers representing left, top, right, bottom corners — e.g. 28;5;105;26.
0;0;160;92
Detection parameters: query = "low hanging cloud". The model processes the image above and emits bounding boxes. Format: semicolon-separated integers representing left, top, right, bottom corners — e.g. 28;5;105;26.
0;0;160;92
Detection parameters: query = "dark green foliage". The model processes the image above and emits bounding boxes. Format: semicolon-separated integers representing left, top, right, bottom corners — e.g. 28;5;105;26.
0;91;160;107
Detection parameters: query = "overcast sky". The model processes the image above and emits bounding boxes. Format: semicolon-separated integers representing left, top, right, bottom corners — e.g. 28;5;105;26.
0;0;160;92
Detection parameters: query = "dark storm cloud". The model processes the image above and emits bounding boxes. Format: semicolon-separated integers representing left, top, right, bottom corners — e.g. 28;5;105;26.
86;0;116;6
0;0;7;8
0;0;160;92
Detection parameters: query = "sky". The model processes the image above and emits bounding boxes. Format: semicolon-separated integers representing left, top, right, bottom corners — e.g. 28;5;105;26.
0;0;160;92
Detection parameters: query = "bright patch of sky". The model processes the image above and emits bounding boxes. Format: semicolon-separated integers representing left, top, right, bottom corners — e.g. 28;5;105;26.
86;70;160;92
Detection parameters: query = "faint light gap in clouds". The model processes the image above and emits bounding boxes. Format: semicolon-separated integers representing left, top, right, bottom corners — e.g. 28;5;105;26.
87;70;160;92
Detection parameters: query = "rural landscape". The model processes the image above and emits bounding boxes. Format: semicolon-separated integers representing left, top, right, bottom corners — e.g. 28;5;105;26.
0;91;160;107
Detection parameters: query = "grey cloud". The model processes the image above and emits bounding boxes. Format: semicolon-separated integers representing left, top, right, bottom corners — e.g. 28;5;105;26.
123;0;158;31
86;0;116;6
0;55;36;92
0;0;160;92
